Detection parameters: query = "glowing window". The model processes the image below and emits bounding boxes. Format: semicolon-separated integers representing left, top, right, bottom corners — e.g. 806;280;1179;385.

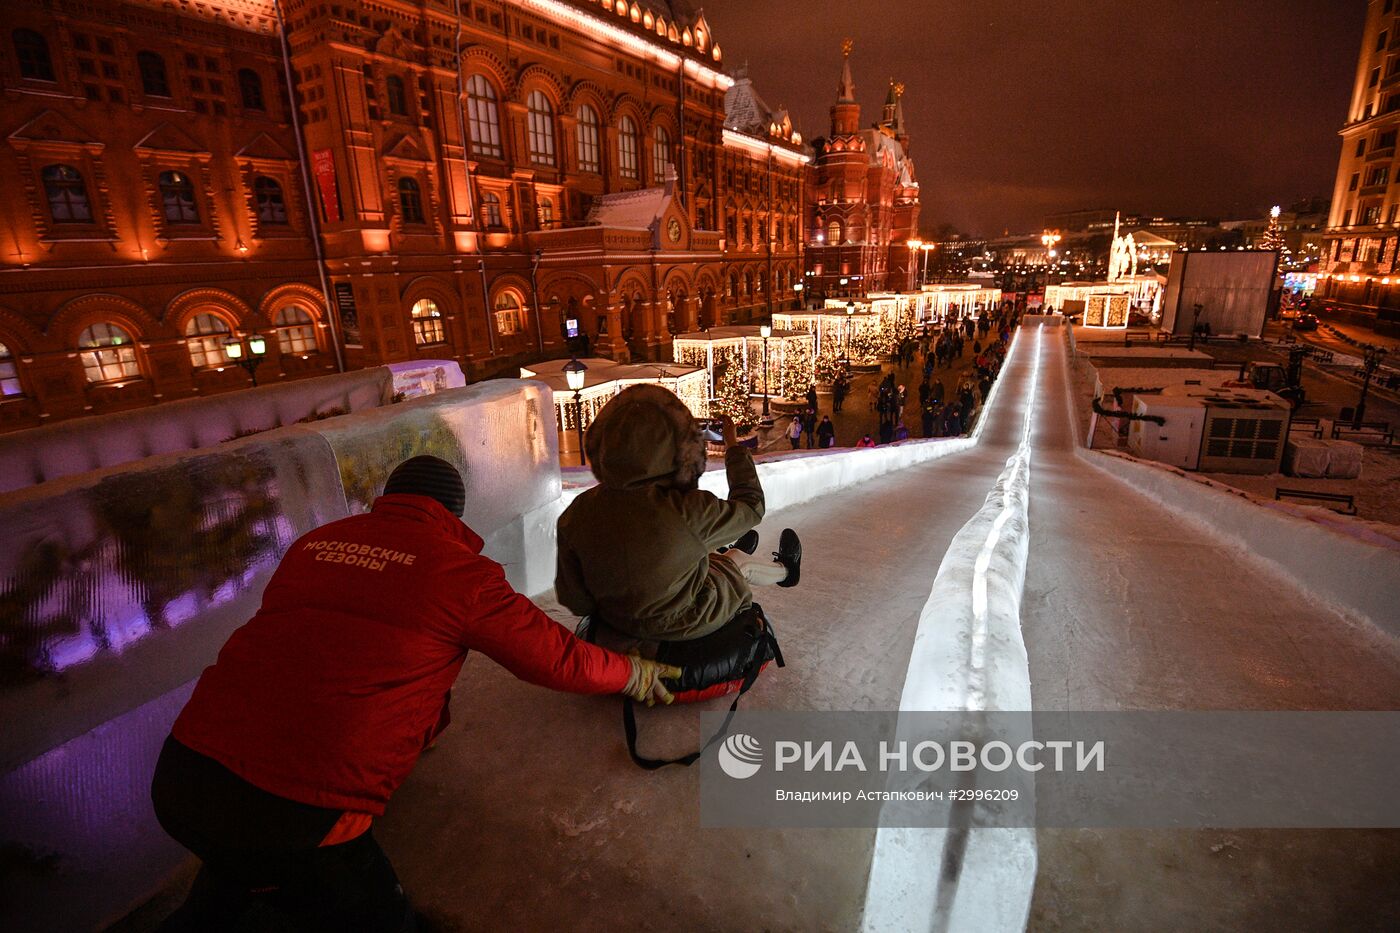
79;322;141;383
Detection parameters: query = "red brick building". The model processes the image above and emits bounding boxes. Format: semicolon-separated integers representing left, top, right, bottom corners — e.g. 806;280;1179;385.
0;0;807;432
804;41;921;301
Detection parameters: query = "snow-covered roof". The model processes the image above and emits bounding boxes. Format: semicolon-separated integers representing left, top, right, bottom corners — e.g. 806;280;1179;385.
724;73;773;135
585;185;672;231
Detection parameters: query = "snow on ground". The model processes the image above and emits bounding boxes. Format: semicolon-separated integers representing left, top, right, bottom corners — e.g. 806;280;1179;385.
1070;353;1400;528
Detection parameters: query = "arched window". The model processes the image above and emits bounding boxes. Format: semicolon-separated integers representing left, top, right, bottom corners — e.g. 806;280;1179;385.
727;272;738;300
398;177;425;225
410;298;445;345
726;211;737;241
238;68;265;111
159;171;199;223
744;272;754;296
42;165;92;224
618;116;639;179
538;197;554;228
576;104;601;173
526;90;555;165
184;313;232;369
492;290;523;336
254;176;287;225
79;322;141;383
137;51;170;97
13;29;54;81
826;220;841;243
466;74;502;158
385;74;408;116
0;342;22;397
652;125;671;181
274;305;318;355
480;190;503;227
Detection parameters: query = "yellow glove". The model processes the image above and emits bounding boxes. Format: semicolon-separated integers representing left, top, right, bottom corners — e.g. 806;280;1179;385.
623;654;683;706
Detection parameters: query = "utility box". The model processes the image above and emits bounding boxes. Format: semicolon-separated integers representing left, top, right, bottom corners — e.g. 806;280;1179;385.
1129;394;1207;470
1128;384;1291;474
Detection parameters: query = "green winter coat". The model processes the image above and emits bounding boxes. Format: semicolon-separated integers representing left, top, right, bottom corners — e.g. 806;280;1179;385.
555;384;765;641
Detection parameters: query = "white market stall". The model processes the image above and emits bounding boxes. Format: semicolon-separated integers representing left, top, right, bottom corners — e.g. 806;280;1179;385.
520;358;707;459
671;326;816;401
916;284;1003;323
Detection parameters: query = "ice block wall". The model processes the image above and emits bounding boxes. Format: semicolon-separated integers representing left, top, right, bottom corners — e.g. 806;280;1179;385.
0;367;394;494
0;378;558;932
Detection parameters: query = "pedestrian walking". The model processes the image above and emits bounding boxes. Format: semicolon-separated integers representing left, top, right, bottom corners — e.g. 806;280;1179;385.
786;415;803;450
802;407;817;449
817;415;836;449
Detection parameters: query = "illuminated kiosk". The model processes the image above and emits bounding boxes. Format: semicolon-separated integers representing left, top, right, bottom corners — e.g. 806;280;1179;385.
916;283;1003;322
773;306;883;367
520;358;707;459
671;326;816;401
1045;214;1166;327
1043;277;1163;327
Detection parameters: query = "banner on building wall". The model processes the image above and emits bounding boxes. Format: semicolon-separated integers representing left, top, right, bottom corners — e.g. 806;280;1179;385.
312;148;342;223
334;282;362;348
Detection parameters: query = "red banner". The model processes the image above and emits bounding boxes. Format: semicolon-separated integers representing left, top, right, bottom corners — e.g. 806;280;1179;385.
311;148;341;223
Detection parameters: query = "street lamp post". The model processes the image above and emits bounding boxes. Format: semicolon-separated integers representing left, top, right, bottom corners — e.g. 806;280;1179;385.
921;243;934;286
222;333;268;387
907;239;923;289
792;282;804;310
759;324;772;417
1352;345;1388;429
564;358;588;466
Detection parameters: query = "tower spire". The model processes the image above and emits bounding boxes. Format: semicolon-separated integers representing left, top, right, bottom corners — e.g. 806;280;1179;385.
837;38;856;102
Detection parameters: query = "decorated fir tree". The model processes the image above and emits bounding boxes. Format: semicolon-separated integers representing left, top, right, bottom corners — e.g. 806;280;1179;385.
780;342;815;399
710;360;755;429
1260;206;1285;251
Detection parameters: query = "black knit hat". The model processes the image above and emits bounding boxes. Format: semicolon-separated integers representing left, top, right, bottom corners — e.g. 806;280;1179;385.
383;455;466;517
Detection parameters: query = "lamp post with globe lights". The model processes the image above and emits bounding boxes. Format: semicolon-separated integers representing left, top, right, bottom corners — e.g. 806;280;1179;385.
564;358;587;466
222;333;268;387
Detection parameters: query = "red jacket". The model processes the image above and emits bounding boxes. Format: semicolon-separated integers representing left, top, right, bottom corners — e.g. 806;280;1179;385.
172;494;630;815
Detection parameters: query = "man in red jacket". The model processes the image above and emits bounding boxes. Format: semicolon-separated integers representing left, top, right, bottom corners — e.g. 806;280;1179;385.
151;456;679;931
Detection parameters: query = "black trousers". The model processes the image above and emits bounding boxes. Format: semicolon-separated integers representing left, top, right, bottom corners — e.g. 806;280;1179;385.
151;737;413;933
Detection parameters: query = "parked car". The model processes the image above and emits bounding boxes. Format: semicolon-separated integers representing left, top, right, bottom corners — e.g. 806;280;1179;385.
1292;313;1319;332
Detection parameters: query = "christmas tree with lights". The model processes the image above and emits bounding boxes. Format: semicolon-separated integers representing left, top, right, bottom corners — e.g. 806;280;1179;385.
710;360;755;429
1260;206;1285;251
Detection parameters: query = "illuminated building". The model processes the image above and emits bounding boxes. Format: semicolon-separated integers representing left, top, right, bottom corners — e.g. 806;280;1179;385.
1317;0;1400;331
803;40;920;301
0;0;807;433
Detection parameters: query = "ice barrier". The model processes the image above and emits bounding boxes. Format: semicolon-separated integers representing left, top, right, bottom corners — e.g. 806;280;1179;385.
0;379;557;932
0;367;394;494
861;325;1044;933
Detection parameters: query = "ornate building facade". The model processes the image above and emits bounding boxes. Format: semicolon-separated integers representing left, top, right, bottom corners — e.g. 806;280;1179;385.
0;0;808;432
803;41;920;301
1317;0;1400;331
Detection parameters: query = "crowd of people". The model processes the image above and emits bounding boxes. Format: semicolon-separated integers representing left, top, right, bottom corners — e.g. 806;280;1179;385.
783;307;1020;450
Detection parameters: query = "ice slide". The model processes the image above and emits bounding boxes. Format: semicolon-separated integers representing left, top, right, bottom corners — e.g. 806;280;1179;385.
371;335;1045;930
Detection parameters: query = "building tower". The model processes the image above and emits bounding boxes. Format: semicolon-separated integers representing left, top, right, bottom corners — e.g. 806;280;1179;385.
1319;0;1400;326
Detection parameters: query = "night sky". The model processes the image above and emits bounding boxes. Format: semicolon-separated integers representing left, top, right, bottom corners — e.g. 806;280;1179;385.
702;0;1365;236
